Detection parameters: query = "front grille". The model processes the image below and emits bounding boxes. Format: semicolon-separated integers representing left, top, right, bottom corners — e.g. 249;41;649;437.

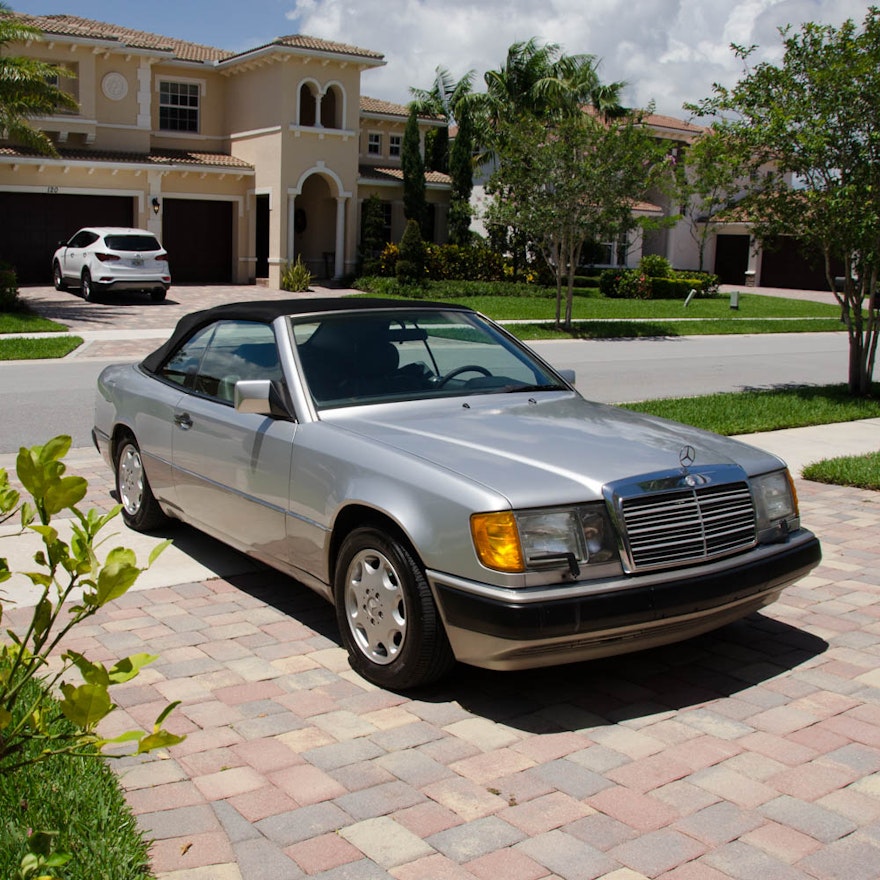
620;482;756;571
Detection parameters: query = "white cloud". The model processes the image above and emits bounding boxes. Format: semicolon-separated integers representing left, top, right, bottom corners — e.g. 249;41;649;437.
286;0;875;118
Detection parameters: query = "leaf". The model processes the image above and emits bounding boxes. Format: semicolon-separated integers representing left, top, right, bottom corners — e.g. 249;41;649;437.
59;681;113;729
149;539;171;567
43;475;88;516
26;829;58;858
108;653;157;683
32;597;52;640
137;729;186;754
153;699;181;729
95;547;141;605
0;707;11;730
62;651;110;687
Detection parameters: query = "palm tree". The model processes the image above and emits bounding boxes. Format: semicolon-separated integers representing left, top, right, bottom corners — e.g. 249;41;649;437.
0;3;78;155
409;66;475;126
465;38;625;156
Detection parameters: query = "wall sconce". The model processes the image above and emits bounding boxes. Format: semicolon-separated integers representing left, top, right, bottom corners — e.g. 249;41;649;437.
151;197;160;215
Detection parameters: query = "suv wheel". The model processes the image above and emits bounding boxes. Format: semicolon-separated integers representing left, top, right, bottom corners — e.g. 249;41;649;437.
81;270;97;302
53;262;67;291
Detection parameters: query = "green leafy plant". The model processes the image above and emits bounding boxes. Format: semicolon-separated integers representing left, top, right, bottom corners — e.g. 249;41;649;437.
0;435;184;770
0;261;22;312
396;218;426;285
280;255;311;292
638;254;672;278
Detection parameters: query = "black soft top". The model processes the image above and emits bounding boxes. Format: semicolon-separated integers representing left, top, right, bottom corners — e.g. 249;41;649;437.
140;296;474;373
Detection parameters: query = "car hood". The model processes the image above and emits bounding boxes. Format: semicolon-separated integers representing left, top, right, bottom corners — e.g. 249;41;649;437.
328;392;785;508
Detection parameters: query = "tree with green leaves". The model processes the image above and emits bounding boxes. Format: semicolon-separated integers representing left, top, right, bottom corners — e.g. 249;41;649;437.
465;38;624;159
675;128;747;271
486;110;664;328
396;217;425;285
447;104;475;245
411;67;477;244
359;193;386;273
0;4;78;156
688;9;880;395
410;66;475;174
1;436;183;771
401;106;427;236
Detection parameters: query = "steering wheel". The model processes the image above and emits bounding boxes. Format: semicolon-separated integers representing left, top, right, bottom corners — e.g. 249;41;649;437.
436;364;493;387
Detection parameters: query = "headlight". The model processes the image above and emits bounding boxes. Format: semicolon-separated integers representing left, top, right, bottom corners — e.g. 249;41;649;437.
752;469;799;541
471;504;618;575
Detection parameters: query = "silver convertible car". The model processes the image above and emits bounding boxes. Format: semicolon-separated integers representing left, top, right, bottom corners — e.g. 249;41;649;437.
93;298;821;688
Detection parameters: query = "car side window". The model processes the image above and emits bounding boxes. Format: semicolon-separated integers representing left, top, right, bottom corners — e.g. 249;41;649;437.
161;320;283;403
69;231;95;247
159;324;215;388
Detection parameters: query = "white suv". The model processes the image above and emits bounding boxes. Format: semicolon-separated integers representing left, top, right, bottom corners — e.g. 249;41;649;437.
53;227;171;302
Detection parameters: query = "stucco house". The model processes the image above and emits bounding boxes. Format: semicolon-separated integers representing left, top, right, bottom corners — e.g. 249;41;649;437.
0;13;450;287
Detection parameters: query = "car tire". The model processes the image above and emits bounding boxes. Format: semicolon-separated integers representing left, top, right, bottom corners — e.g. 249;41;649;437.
115;436;168;531
52;262;67;291
150;288;167;303
334;526;455;689
81;270;98;302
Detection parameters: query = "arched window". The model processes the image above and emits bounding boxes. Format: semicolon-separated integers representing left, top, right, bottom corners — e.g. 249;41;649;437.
321;85;340;129
299;83;317;127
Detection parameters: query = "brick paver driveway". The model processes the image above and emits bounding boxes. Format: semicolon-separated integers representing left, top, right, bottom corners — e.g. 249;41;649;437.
6;478;880;880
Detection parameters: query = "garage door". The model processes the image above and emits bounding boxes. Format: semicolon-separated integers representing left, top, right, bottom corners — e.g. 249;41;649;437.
760;237;843;291
0;192;133;284
162;199;232;283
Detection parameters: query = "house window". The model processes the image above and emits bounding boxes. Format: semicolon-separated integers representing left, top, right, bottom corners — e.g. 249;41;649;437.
389;135;401;158
368;132;382;155
159;81;199;132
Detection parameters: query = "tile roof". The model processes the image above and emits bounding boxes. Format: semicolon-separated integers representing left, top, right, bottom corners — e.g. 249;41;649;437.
13;14;383;65
360;96;410;118
359;165;451;186
642;113;705;137
237;34;384;62
0;144;253;170
15;14;228;62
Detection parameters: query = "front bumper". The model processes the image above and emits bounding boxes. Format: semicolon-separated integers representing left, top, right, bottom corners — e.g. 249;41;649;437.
429;530;821;670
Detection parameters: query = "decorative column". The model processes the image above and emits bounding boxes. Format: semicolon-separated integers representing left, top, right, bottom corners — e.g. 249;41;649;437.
334;196;346;279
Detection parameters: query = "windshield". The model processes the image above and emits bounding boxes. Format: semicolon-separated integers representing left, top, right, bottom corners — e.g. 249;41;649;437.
104;234;162;252
290;309;564;409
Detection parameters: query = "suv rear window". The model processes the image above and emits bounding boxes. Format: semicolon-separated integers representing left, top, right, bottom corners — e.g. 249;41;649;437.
104;234;162;251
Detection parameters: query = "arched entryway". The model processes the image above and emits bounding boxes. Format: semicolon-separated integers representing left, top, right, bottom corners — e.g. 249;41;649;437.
289;164;350;280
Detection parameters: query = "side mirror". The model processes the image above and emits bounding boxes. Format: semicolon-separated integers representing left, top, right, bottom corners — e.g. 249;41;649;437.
558;368;576;386
234;379;293;419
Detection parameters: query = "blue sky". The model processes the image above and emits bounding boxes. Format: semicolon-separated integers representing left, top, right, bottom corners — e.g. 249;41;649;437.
10;0;875;118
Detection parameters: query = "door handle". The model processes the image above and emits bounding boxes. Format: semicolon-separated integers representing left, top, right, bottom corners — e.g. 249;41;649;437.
174;412;193;430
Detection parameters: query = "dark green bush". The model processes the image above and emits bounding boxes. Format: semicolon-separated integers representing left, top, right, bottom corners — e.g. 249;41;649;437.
380;240;512;283
599;269;628;297
601;267;721;299
396;219;426;285
638;254;673;278
0;263;22;312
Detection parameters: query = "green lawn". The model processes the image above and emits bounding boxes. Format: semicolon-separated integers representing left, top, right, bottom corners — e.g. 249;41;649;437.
0;335;82;359
0;672;153;880
0;312;67;333
354;287;845;337
620;384;880;490
619;383;880;435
